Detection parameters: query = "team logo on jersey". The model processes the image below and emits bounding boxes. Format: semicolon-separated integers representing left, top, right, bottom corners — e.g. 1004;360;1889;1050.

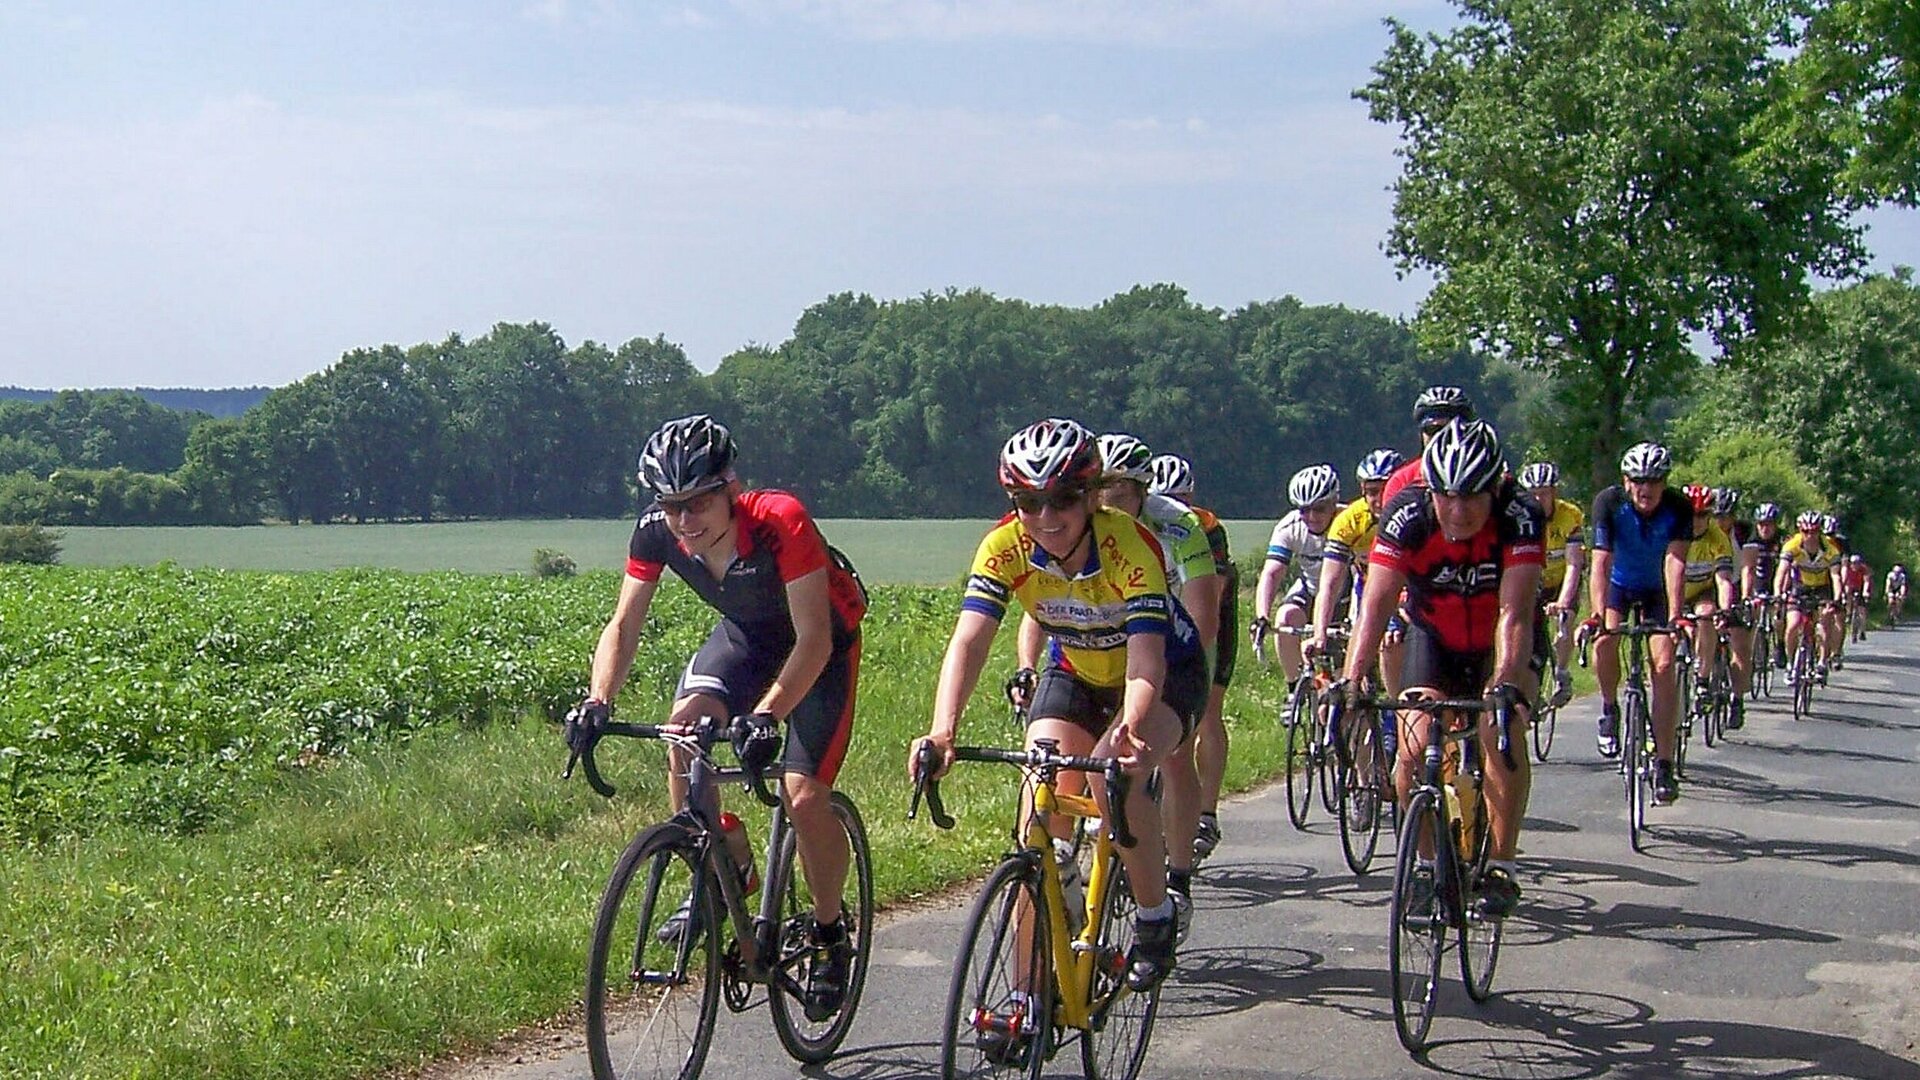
1428;561;1502;593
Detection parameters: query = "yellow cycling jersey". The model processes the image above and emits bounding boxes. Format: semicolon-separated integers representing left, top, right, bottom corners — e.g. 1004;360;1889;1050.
1538;498;1586;592
1780;533;1844;589
963;506;1200;689
1682;523;1735;602
1323;497;1376;565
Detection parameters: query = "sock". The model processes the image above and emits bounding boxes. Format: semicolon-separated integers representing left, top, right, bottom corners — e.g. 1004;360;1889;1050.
1137;898;1174;922
811;915;846;944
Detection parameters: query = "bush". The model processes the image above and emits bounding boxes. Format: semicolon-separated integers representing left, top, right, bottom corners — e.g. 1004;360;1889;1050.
532;547;577;578
0;523;60;564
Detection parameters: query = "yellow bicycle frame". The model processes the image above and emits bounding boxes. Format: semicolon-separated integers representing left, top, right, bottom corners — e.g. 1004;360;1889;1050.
1026;783;1130;1031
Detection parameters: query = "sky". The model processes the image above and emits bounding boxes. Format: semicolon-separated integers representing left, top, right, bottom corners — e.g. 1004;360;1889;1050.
2;1;1916;389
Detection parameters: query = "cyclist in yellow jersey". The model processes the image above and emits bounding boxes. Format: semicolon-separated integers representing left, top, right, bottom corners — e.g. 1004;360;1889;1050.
1309;448;1407;693
913;418;1200;997
1774;510;1844;684
1519;462;1586;707
1677;485;1738;695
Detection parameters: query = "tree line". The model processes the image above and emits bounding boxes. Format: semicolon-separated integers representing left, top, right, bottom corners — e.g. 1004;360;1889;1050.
0;287;1529;525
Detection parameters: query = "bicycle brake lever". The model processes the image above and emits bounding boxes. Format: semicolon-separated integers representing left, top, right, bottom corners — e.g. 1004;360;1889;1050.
1104;763;1139;850
909;743;956;829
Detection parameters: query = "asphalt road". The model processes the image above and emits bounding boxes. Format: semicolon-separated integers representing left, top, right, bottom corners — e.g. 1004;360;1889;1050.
455;627;1920;1079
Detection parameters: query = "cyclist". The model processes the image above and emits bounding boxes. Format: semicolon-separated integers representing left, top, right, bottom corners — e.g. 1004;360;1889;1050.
1748;502;1788;667
912;418;1202;1005
1252;463;1342;690
1677;485;1738;718
1888;563;1909;623
1382;385;1476;502
1519;462;1586;708
1149;452;1240;866
1841;554;1873;642
1775;510;1843;686
1343;418;1543;918
1090;433;1221;932
1309;447;1407;798
1587;441;1691;806
564;414;867;1020
1825;515;1852;666
1708;488;1756;729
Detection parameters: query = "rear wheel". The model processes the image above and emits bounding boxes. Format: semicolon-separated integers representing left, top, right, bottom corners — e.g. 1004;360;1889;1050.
1338;709;1384;875
941;857;1052;1080
1625;692;1650;853
1531;698;1556;762
1081;852;1158;1080
1389;791;1444;1053
768;793;875;1064
1283;676;1315;830
586;824;721;1080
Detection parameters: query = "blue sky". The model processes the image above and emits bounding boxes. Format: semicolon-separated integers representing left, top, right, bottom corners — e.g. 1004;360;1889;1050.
2;0;1915;388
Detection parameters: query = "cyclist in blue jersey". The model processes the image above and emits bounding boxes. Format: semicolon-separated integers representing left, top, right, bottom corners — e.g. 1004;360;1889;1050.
1586;441;1691;805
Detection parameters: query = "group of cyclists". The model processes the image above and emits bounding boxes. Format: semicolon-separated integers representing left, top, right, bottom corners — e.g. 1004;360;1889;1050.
559;399;1900;1072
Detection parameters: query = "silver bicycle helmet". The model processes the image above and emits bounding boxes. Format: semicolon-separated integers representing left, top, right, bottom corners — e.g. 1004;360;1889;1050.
1148;454;1195;499
999;418;1101;493
1422;418;1505;496
1288;463;1341;508
1618;441;1673;480
638;414;738;497
1096;433;1154;484
1519;462;1560;489
1356;447;1405;483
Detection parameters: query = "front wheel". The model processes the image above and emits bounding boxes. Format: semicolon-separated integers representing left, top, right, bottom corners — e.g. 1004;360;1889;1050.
941;857;1052;1080
768;793;876;1064
1283;676;1315;830
1456;790;1500;1002
586;823;722;1080
1625;693;1649;853
1389;791;1444;1054
1081;851;1159;1080
1337;711;1384;875
1531;699;1556;762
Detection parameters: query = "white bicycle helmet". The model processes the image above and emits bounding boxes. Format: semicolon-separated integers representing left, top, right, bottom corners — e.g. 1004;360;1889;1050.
1519;462;1560;489
1755;501;1782;523
1288;463;1341;508
1096;433;1154;484
1356;448;1405;482
1148;454;1194;498
638;414;739;497
1422;418;1504;496
1796;510;1824;530
1619;441;1673;480
1708;487;1739;516
999;418;1101;492
1413;386;1475;429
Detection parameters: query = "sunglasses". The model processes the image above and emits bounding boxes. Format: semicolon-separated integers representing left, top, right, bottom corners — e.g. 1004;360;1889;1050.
1625;475;1666;485
660;490;724;517
1009;488;1086;514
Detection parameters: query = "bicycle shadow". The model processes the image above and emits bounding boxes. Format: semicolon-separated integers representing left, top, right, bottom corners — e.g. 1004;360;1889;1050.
1413;986;1920;1079
1198;861;1392;914
1677;760;1920;815
1511;891;1837;952
1157;943;1400;1028
1725;739;1913;766
1641;822;1920;872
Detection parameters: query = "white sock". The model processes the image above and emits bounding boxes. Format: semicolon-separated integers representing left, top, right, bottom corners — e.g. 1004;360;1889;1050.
1137;898;1175;922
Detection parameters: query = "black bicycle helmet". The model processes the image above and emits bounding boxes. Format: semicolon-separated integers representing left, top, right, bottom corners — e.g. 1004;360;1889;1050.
638;414;738;497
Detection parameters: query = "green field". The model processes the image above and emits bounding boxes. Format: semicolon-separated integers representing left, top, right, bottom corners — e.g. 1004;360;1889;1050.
55;518;1282;582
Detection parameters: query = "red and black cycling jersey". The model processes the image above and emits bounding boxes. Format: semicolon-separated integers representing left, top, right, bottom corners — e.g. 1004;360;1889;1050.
1368;480;1546;655
628;489;865;650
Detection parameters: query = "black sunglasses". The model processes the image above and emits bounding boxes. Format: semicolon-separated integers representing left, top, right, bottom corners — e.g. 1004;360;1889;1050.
1009;487;1086;514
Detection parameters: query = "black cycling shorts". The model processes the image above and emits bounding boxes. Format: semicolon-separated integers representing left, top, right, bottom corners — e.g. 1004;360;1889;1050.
1213;572;1239;689
1790;586;1833;614
1399;621;1494;700
674;619;859;785
1605;582;1670;626
1028;649;1207;744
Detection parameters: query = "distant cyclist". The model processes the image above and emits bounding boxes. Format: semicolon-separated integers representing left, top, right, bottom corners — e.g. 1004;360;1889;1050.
1707;487;1755;729
1382;385;1476;503
1149;452;1240;866
1676;484;1737;711
1775;511;1843;686
912;418;1200;997
1748;502;1788;666
1519;461;1585;708
1888;563;1909;624
564;414;867;1020
1252;463;1342;690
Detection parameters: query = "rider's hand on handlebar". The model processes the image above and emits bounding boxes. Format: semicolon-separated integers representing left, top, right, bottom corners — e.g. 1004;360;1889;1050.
564;699;610;755
1303;634;1327;661
731;712;782;778
1249;616;1272;655
1004;667;1038;711
908;733;954;783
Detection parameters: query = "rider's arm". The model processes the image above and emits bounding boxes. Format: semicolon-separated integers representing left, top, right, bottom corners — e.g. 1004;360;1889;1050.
1312;555;1350;640
1253;555;1289;625
1587;547;1613;619
1664;539;1689;623
1556;540;1584;612
753;567;834;720
1491;561;1543;690
1016;611;1046;670
589;574;660;703
930;610;1001;743
1343;561;1404;686
1714;560;1737;613
1112;629;1170;767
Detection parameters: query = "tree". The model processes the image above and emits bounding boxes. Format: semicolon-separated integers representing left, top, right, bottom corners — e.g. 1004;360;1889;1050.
1777;0;1920;205
1356;0;1865;485
176;418;267;523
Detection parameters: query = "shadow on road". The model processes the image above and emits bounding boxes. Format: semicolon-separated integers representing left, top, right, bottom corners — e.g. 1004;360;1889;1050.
1641;822;1920;871
1678;760;1920;815
1413;986;1920;1079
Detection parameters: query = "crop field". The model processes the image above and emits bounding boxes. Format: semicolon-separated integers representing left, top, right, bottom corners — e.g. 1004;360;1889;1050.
55;518;1282;582
0;563;1299;1080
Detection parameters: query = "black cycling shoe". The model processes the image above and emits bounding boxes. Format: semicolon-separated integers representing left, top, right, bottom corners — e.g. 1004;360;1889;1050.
1596;706;1621;759
1652;759;1680;806
1193;813;1222;864
1727;697;1745;730
1476;866;1522;919
656;895;705;945
1126;914;1177;992
802;916;855;1022
1401;865;1437;929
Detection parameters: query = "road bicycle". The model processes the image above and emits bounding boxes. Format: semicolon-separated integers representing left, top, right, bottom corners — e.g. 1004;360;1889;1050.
1697;619;1735;749
1749;596;1778;699
1280;625;1349;830
566;715;875;1080
1579;615;1679;854
912;741;1159;1080
1381;692;1518;1054
1531;607;1574;762
1785;598;1833;722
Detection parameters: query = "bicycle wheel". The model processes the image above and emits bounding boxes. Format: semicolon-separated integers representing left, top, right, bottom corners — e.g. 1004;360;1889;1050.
1283;676;1315;830
1338;711;1384;875
1625;691;1649;853
1455;790;1501;1003
941;857;1052;1080
1791;645;1812;721
1318;710;1342;817
586;823;722;1080
768;793;875;1064
1673;673;1692;780
1531;698;1556;762
1389;790;1444;1053
1081;852;1159;1080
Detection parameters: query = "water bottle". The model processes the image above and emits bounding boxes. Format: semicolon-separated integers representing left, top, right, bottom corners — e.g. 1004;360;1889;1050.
719;811;760;894
1053;837;1085;938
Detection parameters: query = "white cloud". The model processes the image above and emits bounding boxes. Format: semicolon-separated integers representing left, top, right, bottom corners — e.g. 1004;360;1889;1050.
726;0;1441;45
